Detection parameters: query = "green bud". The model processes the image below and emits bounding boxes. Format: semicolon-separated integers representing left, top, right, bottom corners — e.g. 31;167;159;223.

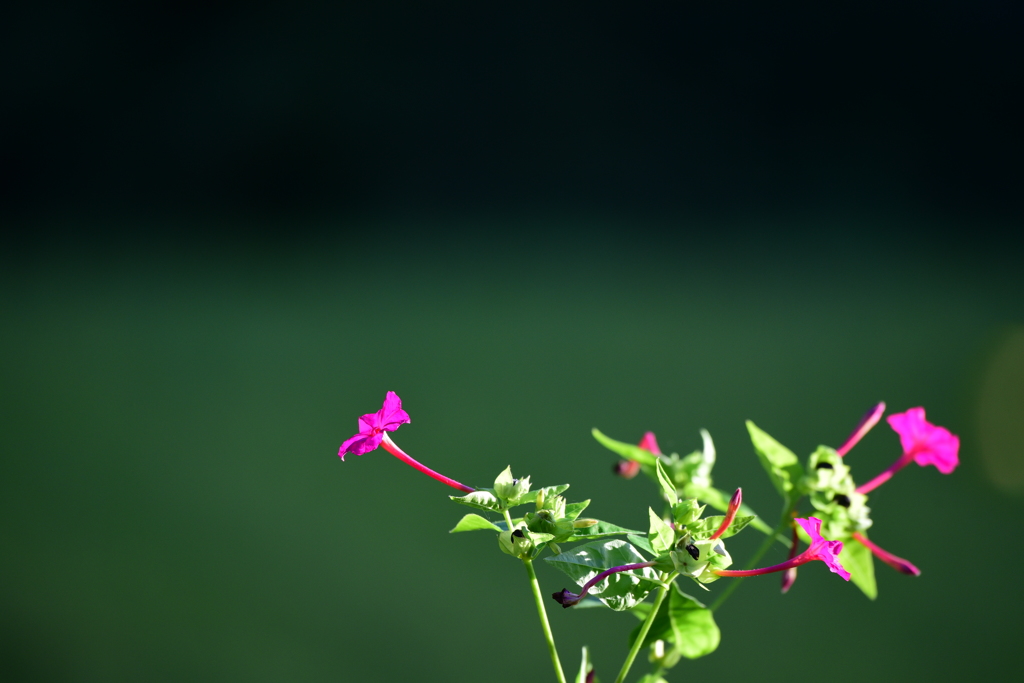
649;638;682;670
672;498;706;526
573;518;599;529
671;537;732;584
803;447;851;493
537;493;566;518
498;526;534;559
493;466;531;506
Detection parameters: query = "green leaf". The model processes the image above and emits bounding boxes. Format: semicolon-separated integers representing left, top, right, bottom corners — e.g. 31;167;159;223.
840;533;878;600
592;428;660;466
575;646;592;683
648;507;675;554
517;484;570;506
746;421;806;503
449;489;504;512
629;584;720;659
655;459;679;505
685;515;755;540
573;520;646;540
627;533;656;556
545;539;660;611
449;513;502;533
564;500;591;521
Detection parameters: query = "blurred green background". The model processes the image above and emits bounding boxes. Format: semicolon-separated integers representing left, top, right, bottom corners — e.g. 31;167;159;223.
2;4;1023;683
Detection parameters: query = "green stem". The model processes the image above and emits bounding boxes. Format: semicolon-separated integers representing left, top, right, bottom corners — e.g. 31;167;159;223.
524;558;567;683
710;504;795;612
614;577;671;683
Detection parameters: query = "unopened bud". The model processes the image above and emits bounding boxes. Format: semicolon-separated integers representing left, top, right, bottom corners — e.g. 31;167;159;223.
551;588;582;608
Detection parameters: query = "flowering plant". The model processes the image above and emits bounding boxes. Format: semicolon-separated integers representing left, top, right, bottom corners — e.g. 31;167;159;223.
338;393;958;683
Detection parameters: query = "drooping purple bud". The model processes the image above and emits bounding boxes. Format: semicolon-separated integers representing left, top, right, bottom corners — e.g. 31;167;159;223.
551;588;583;608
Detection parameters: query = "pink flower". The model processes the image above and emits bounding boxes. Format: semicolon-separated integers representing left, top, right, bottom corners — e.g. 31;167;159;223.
887;407;960;474
338;392;473;493
794;517;850;580
638;431;661;455
339;391;410;458
856;407;959;494
714;517;850;581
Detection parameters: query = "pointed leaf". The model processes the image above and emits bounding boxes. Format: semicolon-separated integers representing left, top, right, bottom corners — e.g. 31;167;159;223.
655;459;679;505
746;421;806;502
564;500;591;521
545;539;659;611
627;533;656;556
592;428;660;466
449;513;502;533
685;515;755;540
841;533;878;600
648;507;675;554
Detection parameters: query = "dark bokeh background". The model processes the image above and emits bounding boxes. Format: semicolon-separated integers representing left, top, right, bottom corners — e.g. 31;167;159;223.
2;4;1023;682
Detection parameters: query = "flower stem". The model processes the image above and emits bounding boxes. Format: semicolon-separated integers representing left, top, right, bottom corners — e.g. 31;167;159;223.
614;578;671;683
713;555;806;577
524;558;567;683
855;450;914;495
710;506;794;612
379;433;475;492
852;532;921;576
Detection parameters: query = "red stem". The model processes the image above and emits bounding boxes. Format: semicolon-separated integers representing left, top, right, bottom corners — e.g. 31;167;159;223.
379;433;475;493
852;532;921;576
714;554;810;578
836;402;886;457
855;450;915;494
578;562;657;599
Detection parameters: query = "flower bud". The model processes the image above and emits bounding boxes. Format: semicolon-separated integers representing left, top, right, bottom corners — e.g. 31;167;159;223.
493;467;531;505
551;588;583;608
672;498;705;526
498;527;534;559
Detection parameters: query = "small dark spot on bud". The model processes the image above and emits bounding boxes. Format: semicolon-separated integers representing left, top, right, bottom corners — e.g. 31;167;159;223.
685;543;700;561
512;529;526;539
833;494;851;507
511;478;518;485
815;462;833;469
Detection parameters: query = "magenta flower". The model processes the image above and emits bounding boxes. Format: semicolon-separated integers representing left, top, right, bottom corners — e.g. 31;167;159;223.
714;517;850;581
339;391;474;493
339;391;411;457
856;407;960;494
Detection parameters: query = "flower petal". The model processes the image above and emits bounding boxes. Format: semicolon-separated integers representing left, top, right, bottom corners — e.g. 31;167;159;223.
637;431;662;455
339;431;384;458
888;407;960;474
795;517;824;543
820;540;851;580
378;391;411;432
